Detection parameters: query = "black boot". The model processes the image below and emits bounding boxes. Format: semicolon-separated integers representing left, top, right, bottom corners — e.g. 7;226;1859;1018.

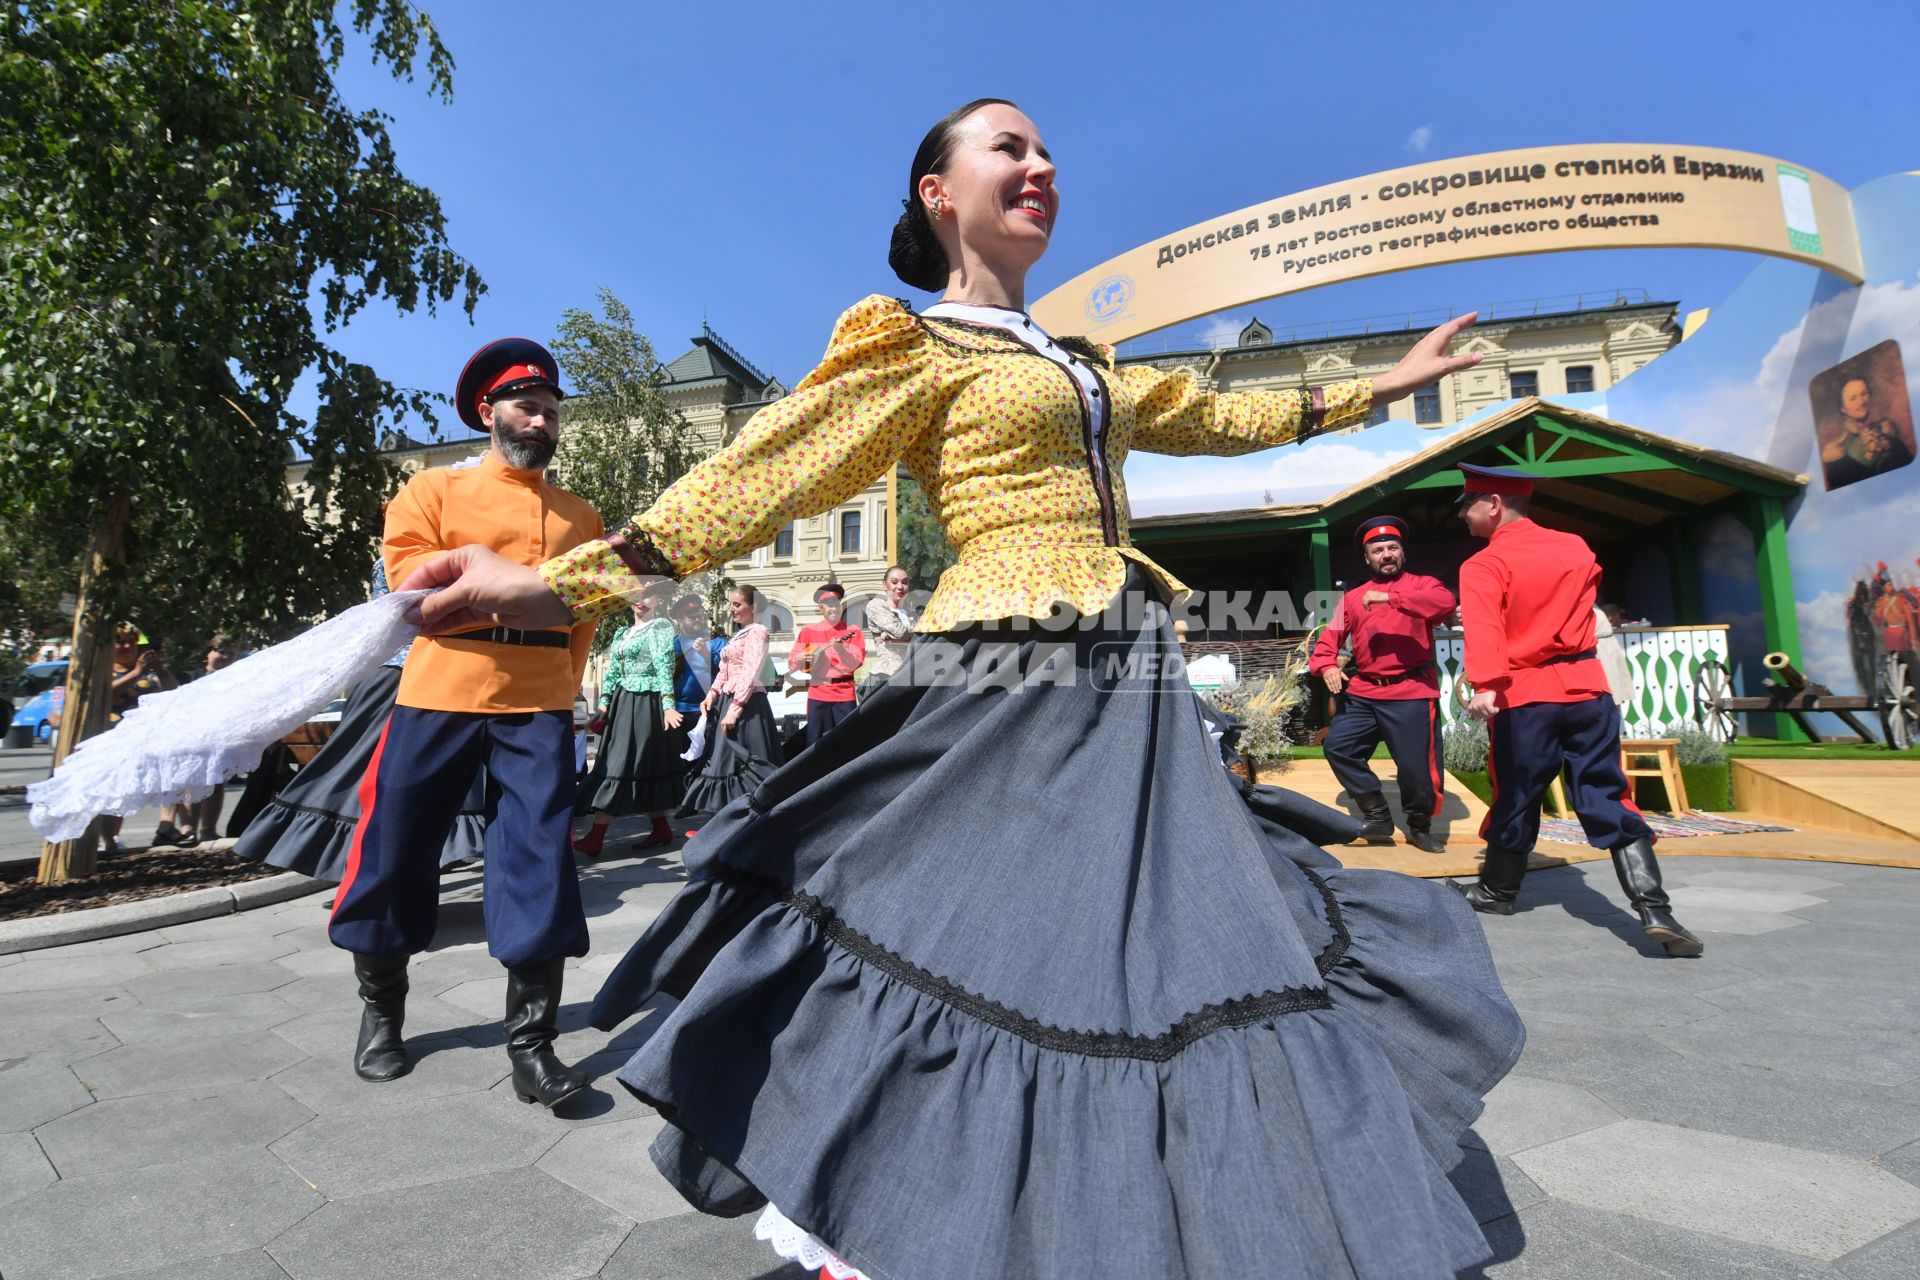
505;958;588;1108
1406;815;1444;854
1611;837;1705;957
352;953;411;1082
1354;791;1395;844
1451;844;1529;915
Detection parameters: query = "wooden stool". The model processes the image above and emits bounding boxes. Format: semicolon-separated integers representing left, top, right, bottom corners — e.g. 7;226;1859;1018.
1545;739;1689;815
1620;738;1688;812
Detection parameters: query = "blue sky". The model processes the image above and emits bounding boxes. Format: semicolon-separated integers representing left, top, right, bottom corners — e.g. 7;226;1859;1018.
322;0;1918;479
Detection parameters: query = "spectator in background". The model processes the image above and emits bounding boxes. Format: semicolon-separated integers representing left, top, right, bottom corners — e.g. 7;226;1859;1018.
100;624;173;853
680;584;783;815
671;594;726;725
173;633;238;845
573;580;684;857
861;565;914;698
789;582;864;745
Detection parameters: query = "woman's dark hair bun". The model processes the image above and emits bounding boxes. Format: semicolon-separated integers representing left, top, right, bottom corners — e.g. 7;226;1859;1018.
888;199;949;292
887;97;1019;292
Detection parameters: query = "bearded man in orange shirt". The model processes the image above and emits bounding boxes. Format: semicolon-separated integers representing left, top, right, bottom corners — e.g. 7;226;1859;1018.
328;338;605;1105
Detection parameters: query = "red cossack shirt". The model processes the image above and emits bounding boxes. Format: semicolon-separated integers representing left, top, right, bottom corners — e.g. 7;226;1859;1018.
1309;573;1456;700
1458;518;1612;709
790;622;865;703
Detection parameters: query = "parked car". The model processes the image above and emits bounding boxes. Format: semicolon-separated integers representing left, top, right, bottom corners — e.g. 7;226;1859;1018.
6;660;69;747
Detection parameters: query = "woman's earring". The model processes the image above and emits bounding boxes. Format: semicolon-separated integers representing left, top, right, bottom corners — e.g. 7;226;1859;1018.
931;198;944;219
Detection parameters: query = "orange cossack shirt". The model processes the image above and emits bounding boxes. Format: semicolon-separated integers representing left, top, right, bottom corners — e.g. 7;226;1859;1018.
384;454;603;713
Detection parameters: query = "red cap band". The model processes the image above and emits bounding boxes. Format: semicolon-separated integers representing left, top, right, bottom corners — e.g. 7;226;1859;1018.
1361;524;1401;544
476;363;551;415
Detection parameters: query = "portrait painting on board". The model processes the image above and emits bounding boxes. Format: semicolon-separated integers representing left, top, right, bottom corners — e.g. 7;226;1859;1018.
1810;339;1915;491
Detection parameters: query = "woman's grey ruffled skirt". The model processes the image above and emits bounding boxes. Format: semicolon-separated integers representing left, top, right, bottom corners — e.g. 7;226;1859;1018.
590;571;1523;1279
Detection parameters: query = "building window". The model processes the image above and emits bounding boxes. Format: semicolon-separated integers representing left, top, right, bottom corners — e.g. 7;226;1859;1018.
875;507;888;560
1413;386;1442;424
1367;403;1390;427
1565;365;1595;394
840;510;861;555
774;523;794;559
1509;370;1539;400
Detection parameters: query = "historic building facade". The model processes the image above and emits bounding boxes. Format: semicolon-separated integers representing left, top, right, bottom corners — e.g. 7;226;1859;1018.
1114;292;1682;434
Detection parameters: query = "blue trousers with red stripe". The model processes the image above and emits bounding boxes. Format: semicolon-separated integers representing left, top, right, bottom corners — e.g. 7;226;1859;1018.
1482;695;1653;852
1323;692;1445;819
329;706;588;968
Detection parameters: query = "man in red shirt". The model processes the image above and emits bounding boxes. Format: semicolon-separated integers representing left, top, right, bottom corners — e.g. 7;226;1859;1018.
1309;515;1455;852
789;582;866;746
1450;465;1701;957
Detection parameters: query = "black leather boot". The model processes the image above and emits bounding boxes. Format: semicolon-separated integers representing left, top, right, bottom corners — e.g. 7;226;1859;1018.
1611;837;1705;957
1451;844;1529;915
352;953;410;1082
1406;815;1444;854
1354;791;1395;844
505;958;588;1108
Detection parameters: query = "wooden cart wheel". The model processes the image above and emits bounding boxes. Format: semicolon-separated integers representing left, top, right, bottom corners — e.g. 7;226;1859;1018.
1881;652;1920;751
1690;656;1736;741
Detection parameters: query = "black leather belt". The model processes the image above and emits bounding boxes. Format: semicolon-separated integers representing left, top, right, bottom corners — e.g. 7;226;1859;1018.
1540;648;1598;666
458;627;570;649
1353;669;1429;686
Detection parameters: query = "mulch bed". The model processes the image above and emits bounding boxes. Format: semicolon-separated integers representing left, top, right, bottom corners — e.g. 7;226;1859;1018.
0;844;283;920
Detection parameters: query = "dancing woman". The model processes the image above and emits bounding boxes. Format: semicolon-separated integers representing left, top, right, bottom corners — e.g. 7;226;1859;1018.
678;583;784;816
406;99;1519;1280
573;580;685;857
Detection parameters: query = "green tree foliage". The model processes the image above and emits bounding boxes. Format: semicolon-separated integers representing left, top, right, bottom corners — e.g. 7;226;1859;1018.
548;287;703;649
0;1;482;877
0;0;483;640
894;469;956;590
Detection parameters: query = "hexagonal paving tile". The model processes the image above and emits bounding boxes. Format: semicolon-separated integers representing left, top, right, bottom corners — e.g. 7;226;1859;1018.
270;1090;559;1197
0;1147;322;1280
266;1168;630;1280
0;1131;58;1208
101;991;303;1043
73;1030;309;1100
1513;1119;1920;1261
0;1057;93;1132
37;1080;313;1177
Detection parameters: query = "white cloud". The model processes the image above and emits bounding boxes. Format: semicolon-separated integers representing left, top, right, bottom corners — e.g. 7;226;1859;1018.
1404;125;1434;155
1796;588;1864;696
1194;314;1250;349
1125;439;1419;514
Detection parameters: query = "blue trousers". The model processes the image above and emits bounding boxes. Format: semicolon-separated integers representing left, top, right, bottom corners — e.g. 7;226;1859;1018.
1482;695;1653;852
330;706;588;968
1323;693;1445;818
805;697;858;746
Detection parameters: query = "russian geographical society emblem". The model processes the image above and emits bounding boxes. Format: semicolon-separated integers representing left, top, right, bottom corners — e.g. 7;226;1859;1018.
1085;274;1134;325
1776;163;1822;257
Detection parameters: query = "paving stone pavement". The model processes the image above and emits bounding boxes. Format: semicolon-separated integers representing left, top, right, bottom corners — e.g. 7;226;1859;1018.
2;840;1918;1278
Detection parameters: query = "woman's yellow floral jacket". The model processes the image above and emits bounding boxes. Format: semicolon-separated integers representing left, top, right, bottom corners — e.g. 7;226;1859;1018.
542;295;1371;631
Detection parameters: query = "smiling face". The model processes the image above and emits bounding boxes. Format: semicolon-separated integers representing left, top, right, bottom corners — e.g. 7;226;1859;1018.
919;104;1058;284
1363;539;1405;579
816;593;843;625
885;567;910;604
727;589;756;628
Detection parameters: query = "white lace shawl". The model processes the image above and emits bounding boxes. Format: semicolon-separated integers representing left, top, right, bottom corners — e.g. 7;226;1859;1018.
28;591;424;841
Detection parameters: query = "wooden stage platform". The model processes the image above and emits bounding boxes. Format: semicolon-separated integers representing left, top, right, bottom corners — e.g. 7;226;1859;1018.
1265;757;1920;878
